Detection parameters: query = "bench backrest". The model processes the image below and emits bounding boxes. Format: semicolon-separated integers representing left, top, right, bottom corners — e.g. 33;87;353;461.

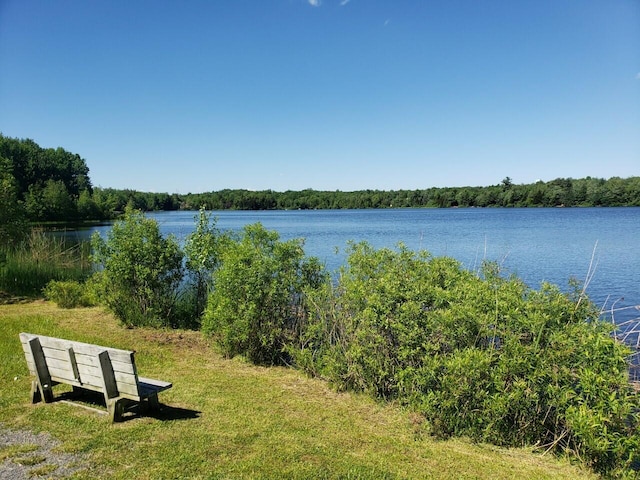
19;333;142;400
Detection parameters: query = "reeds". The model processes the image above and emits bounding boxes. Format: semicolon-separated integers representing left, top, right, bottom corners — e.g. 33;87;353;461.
0;229;92;297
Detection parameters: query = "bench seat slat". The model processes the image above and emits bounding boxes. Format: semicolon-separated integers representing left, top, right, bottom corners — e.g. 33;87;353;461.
25;359;139;389
138;377;172;391
138;384;171;399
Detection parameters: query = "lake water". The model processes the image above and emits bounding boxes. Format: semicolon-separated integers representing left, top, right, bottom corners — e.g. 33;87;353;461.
72;207;640;326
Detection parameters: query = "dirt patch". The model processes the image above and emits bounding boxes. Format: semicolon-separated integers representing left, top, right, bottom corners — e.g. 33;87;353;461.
138;329;211;354
0;425;89;479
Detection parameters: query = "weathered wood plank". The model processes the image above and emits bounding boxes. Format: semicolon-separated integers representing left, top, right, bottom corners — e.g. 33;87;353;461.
109;359;137;375
60;400;108;416
47;374;140;399
67;347;81;382
21;343;137;378
25;357;91;383
106;398;130;422
28;337;54;403
20;333;136;364
27;356;88;377
138;377;173;391
138;382;171;397
98;350;119;399
48;368;103;389
25;359;140;394
67;361;137;386
47;351;136;375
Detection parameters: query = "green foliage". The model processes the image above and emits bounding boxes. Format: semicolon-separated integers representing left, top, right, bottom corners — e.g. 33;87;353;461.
297;242;476;397
0;230;91;296
202;223;326;365
183;207;226;325
91;208;184;327
0;157;28;248
43;280;96;308
293;242;640;477
0;134;93;222
90;187;182;217
82;177;640;213
179;177;640;210
26;179;76;221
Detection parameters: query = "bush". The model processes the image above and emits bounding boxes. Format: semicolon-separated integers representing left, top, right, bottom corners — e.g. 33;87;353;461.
91;208;184;328
43;280;96;308
202;223;326;365
294;241;640;477
183;207;226;327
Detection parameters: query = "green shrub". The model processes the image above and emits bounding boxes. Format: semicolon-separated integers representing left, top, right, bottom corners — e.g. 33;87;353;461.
183;207;227;326
294;241;640;477
296;242;475;398
91;208;184;328
202;223;326;365
43;280;96;308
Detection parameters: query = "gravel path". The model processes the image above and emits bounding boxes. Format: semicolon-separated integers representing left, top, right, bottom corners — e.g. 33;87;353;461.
0;425;89;479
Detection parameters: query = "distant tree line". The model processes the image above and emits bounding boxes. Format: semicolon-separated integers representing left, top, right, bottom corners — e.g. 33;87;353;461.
2;133;639;235
181;175;640;210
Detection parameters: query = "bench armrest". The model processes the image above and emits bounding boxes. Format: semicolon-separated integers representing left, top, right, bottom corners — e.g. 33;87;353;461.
138;377;172;398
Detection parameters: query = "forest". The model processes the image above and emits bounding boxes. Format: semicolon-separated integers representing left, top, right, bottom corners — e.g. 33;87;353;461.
2;133;639;229
181;175;640;210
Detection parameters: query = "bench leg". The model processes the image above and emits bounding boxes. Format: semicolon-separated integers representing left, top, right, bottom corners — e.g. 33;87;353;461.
31;380;53;404
147;393;160;412
138;394;160;416
106;398;126;422
30;380;41;403
72;386;84;395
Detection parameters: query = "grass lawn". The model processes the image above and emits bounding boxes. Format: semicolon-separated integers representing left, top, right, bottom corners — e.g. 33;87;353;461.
0;301;597;479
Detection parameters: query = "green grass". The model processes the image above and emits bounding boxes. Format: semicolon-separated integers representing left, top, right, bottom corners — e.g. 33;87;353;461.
28;464;59;477
0;231;92;297
0;302;598;479
0;444;40;462
13;453;46;466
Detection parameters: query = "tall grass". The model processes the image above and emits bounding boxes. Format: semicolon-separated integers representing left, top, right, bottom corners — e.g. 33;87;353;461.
0;229;92;297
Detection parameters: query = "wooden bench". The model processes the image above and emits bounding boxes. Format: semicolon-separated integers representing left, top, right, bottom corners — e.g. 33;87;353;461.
19;332;172;422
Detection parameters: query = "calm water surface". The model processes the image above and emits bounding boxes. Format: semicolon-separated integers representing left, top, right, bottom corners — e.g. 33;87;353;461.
79;207;639;322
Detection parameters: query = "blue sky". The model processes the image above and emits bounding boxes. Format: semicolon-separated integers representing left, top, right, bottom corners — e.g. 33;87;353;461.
1;0;638;193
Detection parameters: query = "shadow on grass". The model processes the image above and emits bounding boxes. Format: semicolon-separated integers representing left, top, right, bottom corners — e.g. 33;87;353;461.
147;404;201;421
56;389;201;422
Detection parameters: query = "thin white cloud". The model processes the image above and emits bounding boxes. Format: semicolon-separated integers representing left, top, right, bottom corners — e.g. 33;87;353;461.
340;0;351;5
308;0;321;6
636;72;640;80
384;18;390;27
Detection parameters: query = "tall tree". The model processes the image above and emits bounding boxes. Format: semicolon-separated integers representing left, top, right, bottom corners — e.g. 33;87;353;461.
0;157;28;246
